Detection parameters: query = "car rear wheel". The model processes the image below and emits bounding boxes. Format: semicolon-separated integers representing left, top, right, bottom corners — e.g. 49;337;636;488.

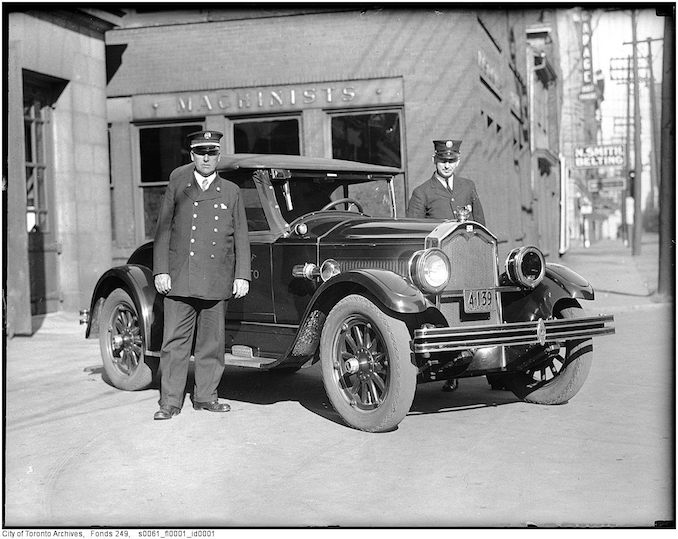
506;304;593;404
320;294;417;432
99;288;154;391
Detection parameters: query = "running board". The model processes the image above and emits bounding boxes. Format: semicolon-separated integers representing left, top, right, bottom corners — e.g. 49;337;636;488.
223;353;278;368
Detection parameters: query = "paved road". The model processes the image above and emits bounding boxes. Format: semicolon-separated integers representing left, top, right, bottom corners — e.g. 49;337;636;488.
4;235;674;528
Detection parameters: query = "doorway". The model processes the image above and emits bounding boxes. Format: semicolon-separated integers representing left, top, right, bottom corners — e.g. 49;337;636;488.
23;71;65;315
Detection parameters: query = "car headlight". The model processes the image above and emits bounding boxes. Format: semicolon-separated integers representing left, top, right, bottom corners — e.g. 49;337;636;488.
505;246;545;288
409;248;451;294
320;259;341;282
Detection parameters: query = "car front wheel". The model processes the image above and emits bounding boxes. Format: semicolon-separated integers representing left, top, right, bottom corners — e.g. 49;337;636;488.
506;304;593;404
99;288;155;391
320;294;417;432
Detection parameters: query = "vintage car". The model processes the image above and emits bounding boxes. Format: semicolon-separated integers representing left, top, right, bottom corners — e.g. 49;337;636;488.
83;154;615;432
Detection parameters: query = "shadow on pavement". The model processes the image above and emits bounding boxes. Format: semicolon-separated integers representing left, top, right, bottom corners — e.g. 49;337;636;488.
94;361;525;429
212;366;521;429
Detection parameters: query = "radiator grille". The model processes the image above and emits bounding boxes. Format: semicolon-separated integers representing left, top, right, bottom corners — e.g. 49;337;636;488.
437;228;500;326
443;233;497;290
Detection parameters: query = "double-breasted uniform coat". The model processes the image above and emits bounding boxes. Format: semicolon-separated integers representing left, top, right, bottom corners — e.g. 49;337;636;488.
406;173;485;225
153;162;251;408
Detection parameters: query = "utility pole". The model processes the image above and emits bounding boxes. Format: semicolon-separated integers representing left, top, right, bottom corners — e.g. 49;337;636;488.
631;9;643;256
645;37;663;211
657;13;674;298
623;55;632;247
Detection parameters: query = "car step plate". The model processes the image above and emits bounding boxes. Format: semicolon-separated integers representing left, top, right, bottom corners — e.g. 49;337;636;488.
224;353;278;368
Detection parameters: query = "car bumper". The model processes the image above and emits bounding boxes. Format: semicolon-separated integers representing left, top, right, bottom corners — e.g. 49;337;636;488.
413;314;615;354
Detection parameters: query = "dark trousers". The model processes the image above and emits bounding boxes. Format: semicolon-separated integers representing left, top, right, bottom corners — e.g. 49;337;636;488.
159;296;226;408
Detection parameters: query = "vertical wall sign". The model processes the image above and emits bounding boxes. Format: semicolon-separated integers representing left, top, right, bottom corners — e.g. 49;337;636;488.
579;10;598;100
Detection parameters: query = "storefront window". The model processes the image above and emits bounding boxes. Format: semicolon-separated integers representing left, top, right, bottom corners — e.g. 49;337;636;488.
331;111;404;211
140;124;201;183
233;118;300;154
139;123;202;237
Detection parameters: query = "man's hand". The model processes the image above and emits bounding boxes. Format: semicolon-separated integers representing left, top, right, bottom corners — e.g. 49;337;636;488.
232;278;249;299
154;273;172;295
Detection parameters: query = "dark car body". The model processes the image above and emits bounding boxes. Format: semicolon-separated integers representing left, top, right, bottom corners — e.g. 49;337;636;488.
84;154;614;432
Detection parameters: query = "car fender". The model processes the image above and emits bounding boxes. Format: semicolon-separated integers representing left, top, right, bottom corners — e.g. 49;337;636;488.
501;264;593;322
315;269;429;314
545;263;594;300
282;269;429;365
86;265;162;351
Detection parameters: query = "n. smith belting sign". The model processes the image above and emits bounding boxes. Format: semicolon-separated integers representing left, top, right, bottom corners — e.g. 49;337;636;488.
573;144;625;168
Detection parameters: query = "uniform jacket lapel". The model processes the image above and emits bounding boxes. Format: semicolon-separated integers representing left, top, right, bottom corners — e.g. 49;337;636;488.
183;173;222;202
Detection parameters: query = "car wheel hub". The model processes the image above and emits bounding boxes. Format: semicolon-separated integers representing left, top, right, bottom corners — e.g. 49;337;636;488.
335;317;389;410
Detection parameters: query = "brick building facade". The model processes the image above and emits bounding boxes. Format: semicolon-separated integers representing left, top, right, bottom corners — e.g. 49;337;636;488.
105;8;563;261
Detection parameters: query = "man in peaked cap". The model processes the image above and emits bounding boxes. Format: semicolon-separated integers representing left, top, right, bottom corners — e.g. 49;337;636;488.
406;139;485;224
406;139;485;392
152;130;251;420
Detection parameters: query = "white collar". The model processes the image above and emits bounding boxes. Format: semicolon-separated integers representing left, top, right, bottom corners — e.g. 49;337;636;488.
436;174;454;190
194;170;217;190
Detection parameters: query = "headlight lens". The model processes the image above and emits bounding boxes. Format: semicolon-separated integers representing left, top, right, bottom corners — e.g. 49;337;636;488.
320;259;341;282
409;248;451;294
505;246;545;288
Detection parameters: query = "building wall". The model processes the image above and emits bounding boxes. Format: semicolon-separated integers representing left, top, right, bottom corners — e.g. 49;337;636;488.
106;8;541;260
7;11;113;335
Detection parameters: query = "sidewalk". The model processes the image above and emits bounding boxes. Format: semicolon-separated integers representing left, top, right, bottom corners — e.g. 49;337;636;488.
558;232;672;313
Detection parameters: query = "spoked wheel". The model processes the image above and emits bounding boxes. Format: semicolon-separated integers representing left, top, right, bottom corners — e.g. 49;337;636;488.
506;304;593;404
99;288;154;391
320;294;416;432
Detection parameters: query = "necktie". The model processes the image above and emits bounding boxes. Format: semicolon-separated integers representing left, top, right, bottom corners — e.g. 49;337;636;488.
202;178;209;191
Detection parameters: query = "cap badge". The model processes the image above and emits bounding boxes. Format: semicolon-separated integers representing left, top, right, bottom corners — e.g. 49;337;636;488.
205;132;212;139
446;140;453;148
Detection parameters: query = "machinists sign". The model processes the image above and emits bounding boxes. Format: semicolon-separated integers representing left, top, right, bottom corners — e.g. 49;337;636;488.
131;78;404;120
573;144;625;169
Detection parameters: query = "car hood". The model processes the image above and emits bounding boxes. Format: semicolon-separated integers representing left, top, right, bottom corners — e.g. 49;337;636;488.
305;214;441;244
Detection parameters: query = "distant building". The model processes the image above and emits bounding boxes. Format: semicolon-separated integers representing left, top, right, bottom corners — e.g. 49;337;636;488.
556;8;605;249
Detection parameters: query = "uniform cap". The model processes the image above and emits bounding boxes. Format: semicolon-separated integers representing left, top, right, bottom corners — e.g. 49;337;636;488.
433;139;462;160
188;130;223;149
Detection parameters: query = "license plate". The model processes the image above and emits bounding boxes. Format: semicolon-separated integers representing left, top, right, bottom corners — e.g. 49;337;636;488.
463;288;493;313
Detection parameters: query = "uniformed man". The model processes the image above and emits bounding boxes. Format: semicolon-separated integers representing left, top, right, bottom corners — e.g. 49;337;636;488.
406;139;485;225
407;139;485;392
152;130;251;420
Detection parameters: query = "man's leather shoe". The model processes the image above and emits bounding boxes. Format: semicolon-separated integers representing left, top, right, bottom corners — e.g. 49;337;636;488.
154;405;181;420
193;400;231;412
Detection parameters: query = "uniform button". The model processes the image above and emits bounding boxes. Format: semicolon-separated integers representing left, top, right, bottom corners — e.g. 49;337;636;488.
192;225;196;230
210;254;215;259
190;251;194;256
212;241;216;245
214;228;218;232
193;214;198;218
215;216;219;220
194;202;198;206
216;187;221;191
214;204;218;208
191;238;195;243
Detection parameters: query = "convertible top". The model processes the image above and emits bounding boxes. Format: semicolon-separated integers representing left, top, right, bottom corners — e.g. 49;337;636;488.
216;153;402;176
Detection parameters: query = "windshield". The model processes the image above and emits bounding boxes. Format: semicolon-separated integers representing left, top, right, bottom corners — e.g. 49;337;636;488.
273;177;395;223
